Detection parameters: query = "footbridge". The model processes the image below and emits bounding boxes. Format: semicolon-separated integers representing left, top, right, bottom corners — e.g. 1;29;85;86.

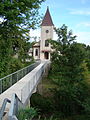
0;60;50;120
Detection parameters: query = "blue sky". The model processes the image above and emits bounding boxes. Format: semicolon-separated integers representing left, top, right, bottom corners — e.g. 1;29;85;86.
30;0;90;45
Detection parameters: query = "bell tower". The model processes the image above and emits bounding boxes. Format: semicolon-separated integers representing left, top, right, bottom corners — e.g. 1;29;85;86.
40;7;54;60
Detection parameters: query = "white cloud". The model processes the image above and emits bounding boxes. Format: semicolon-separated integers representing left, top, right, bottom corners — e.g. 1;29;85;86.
29;29;58;41
53;31;58;40
75;32;90;45
29;29;90;45
76;22;90;28
29;29;40;41
54;31;90;45
69;9;90;15
30;29;40;37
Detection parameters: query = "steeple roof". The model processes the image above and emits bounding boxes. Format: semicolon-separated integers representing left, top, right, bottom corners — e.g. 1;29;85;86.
41;7;54;26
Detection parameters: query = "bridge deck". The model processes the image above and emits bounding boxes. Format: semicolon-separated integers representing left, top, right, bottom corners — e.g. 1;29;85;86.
0;61;49;111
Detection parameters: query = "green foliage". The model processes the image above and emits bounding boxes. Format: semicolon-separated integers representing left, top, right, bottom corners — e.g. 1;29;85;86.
0;0;44;77
86;45;90;71
8;58;24;73
31;93;53;113
0;57;34;78
17;107;38;120
49;24;90;117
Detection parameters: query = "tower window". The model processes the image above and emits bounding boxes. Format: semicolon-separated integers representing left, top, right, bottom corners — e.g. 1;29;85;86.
46;30;49;33
35;49;38;56
45;40;49;47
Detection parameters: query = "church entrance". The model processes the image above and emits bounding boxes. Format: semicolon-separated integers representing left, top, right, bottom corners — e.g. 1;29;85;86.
44;52;49;59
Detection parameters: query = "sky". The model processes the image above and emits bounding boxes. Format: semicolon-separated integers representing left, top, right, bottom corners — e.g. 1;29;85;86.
30;0;90;45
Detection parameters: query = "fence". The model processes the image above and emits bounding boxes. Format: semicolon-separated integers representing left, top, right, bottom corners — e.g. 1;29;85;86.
0;62;40;94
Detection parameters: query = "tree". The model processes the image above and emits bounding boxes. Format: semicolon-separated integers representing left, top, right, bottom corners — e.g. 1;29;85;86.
0;0;45;77
86;45;90;71
50;24;90;117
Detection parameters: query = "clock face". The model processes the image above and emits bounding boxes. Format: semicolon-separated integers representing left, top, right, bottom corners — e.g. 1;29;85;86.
46;30;49;33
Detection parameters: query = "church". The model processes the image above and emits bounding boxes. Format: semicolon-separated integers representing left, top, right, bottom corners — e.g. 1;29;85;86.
32;7;54;60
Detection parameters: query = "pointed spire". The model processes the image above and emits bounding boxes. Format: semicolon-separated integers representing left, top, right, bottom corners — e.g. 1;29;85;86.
41;7;54;26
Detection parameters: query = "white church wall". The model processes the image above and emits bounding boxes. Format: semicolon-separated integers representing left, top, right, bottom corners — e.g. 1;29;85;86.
40;26;53;50
40;26;53;60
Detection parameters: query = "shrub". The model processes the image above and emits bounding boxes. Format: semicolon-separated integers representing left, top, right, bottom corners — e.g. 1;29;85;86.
31;93;53;113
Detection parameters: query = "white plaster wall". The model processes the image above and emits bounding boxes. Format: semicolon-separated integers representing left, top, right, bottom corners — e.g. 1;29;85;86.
40;26;53;60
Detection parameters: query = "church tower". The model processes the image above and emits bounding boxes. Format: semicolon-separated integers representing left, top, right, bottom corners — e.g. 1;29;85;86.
40;7;54;60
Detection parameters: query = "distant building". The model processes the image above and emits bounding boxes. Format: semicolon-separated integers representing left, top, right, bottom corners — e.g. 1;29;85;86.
33;7;54;60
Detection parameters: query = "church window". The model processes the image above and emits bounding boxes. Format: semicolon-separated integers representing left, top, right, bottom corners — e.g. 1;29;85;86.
45;40;49;47
35;49;38;56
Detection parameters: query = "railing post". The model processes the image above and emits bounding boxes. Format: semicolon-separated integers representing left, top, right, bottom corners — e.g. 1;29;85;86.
16;73;18;82
2;80;3;93
10;75;12;86
22;69;23;78
0;80;2;94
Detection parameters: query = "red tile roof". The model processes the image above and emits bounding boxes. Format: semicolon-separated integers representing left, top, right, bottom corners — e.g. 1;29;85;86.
41;7;54;26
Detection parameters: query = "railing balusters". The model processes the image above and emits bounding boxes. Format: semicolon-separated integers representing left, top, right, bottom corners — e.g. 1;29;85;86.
0;61;40;94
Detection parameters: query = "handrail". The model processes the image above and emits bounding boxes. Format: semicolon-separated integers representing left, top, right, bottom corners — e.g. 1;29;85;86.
8;93;23;120
0;61;40;81
0;98;11;120
8;61;50;119
0;61;40;94
0;60;50;120
21;60;50;104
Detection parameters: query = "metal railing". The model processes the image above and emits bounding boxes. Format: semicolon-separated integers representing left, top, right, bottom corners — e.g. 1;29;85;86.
0;61;40;94
8;61;49;120
8;93;24;120
0;98;11;120
0;60;50;120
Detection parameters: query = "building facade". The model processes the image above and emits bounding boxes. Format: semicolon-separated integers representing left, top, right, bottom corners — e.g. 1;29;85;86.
33;7;54;60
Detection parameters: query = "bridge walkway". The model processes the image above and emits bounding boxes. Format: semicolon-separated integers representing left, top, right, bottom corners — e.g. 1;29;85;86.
0;60;50;120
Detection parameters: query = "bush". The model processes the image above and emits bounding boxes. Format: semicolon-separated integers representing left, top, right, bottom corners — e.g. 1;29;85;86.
31;93;53;113
51;79;90;117
86;60;90;71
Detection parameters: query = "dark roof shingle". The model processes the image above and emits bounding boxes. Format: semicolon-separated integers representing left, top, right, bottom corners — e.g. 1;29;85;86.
41;7;54;26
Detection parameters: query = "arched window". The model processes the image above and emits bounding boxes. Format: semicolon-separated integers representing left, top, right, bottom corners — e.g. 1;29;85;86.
35;49;38;56
45;40;49;47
